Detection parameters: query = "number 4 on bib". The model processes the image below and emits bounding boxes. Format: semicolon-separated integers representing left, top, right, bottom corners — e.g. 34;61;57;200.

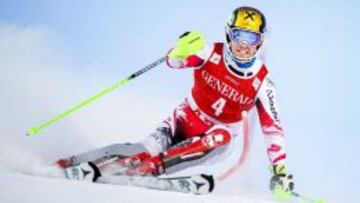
211;98;226;116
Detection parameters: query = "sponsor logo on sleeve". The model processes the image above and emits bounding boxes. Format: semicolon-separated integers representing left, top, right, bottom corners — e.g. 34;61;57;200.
266;89;280;122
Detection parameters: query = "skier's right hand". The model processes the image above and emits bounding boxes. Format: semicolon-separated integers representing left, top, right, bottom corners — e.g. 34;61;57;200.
269;164;294;199
168;31;205;60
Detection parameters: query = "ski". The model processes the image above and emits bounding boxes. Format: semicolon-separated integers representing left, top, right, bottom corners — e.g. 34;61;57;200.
97;173;215;195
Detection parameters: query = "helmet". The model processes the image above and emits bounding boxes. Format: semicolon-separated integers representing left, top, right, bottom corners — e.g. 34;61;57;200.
225;7;267;62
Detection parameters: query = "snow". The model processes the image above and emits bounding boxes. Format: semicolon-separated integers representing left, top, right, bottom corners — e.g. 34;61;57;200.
0;172;279;203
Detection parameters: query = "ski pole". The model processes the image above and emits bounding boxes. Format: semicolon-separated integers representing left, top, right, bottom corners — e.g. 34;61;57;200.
292;191;326;203
26;56;168;136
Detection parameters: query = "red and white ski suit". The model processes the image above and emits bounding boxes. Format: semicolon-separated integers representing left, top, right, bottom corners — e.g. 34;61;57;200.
143;43;286;168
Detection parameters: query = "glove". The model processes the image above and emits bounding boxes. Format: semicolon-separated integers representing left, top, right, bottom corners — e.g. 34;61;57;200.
168;31;205;60
269;164;294;200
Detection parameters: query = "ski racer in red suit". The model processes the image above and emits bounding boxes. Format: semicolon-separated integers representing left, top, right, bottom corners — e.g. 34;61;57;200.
62;7;294;194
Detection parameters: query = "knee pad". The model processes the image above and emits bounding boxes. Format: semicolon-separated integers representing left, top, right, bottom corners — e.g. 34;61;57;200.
201;125;232;149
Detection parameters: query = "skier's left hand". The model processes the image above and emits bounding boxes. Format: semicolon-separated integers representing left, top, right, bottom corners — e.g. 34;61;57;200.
269;164;294;199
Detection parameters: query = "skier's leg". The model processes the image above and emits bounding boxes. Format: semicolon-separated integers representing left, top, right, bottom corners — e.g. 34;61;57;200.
64;121;174;181
64;124;229;181
55;143;148;168
96;120;176;175
65;100;211;180
99;99;211;174
126;125;232;176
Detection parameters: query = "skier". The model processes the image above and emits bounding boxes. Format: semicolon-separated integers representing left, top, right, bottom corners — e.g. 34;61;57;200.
60;6;294;194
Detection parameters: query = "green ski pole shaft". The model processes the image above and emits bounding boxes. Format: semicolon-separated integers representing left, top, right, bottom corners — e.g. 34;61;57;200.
292;192;326;203
26;56;167;136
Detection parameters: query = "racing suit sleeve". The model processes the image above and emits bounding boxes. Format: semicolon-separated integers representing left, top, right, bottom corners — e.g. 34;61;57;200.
166;44;214;69
255;75;286;165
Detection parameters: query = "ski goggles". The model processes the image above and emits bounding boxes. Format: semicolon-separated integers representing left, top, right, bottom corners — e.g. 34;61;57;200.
229;28;262;46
